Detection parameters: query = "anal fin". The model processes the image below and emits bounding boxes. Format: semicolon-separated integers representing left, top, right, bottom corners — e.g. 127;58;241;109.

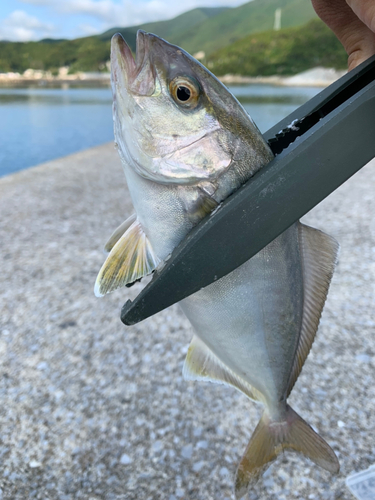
95;218;160;297
183;335;263;402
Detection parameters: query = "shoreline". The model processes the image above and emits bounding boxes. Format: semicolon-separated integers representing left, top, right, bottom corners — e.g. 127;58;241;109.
0;67;346;88
0;74;111;88
219;67;346;87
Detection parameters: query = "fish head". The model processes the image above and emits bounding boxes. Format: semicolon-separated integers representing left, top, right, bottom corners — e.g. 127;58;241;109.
111;31;273;191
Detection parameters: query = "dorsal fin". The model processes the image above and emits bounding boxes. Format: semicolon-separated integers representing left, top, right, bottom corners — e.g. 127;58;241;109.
104;213;136;252
183;335;264;403
94;218;160;297
287;223;339;395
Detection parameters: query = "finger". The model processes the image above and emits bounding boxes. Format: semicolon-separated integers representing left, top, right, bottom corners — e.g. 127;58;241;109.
312;0;375;70
346;0;375;32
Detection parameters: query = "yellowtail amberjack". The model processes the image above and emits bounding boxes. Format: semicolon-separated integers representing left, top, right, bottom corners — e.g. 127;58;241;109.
95;31;340;498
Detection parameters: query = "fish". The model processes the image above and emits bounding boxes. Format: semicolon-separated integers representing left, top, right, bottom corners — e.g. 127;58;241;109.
95;31;340;498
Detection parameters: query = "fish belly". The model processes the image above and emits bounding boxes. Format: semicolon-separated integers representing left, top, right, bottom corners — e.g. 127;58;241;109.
123;164;194;259
180;223;304;406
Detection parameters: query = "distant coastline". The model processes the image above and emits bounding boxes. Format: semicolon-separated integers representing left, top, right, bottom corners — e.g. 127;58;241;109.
0;67;346;88
219;67;346;87
0;70;111;88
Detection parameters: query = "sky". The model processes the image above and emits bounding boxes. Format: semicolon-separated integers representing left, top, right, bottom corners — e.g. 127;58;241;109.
0;0;247;42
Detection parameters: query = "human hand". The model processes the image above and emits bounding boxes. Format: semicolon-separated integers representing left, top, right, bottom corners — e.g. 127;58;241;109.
312;0;375;70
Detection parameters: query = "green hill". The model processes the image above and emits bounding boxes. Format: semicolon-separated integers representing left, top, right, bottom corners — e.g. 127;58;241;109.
207;19;347;76
0;36;111;74
170;0;318;56
99;7;230;51
0;2;346;76
0;7;228;73
98;0;318;58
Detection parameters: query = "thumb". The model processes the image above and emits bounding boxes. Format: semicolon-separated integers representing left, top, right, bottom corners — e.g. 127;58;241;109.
312;0;375;70
346;0;375;31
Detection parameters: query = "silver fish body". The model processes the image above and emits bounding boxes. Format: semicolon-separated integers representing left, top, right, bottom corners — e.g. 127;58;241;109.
95;31;340;498
181;223;303;415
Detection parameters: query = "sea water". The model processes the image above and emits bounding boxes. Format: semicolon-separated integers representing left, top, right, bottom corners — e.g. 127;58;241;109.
0;84;320;177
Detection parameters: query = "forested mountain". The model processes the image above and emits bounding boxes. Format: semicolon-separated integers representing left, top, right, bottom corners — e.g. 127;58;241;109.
168;0;317;56
0;1;347;76
207;19;347;76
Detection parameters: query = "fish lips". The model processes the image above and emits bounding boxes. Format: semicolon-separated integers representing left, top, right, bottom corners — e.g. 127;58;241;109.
111;31;157;97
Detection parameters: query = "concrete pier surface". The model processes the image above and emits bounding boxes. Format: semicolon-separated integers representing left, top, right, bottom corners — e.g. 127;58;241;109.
0;143;374;500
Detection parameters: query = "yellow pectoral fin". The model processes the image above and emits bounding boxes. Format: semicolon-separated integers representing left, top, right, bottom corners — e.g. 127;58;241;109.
94;218;160;297
104;213;137;252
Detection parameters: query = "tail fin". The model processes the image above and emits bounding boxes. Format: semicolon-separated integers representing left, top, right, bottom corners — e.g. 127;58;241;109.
235;405;339;499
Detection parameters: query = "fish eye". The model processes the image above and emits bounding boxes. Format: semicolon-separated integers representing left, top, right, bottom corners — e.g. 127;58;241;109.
177;86;191;101
169;77;199;109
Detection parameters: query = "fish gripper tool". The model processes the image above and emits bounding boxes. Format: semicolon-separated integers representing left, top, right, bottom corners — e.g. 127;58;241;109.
121;54;375;325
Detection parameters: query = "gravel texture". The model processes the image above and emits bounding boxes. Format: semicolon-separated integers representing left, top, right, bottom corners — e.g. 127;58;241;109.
0;143;374;500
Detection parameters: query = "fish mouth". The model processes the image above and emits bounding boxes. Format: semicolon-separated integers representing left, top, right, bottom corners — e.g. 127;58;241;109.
111;30;156;96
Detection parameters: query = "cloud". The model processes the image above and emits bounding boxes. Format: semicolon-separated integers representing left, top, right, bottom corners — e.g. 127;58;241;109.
13;0;248;39
19;0;54;4
0;10;55;41
20;0;247;29
78;23;102;36
62;0;247;26
57;0;169;27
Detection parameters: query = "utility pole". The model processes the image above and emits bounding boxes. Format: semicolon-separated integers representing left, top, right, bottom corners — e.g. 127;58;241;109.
274;8;281;31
